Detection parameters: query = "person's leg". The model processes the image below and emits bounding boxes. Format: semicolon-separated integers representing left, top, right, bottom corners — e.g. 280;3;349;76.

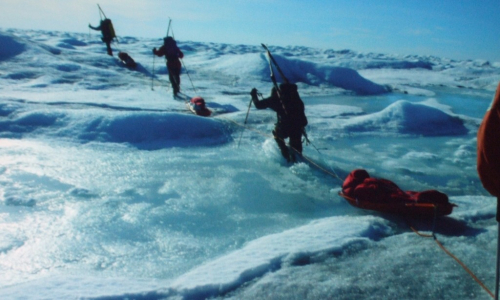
273;127;290;161
173;72;181;94
288;130;303;162
105;41;112;56
289;130;303;154
168;67;180;96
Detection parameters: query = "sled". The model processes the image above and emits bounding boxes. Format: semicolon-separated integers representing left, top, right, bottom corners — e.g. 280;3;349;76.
187;96;212;117
118;52;137;69
339;169;456;219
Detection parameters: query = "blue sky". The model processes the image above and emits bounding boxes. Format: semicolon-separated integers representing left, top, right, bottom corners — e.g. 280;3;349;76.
1;0;499;61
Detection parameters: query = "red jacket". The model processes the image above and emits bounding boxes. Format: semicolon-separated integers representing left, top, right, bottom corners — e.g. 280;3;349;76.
477;82;500;197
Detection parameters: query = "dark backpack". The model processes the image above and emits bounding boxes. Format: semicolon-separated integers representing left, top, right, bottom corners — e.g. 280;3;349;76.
279;83;308;129
100;19;116;40
164;37;179;60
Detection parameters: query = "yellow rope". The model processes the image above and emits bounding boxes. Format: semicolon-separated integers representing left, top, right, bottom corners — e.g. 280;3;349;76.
410;225;494;299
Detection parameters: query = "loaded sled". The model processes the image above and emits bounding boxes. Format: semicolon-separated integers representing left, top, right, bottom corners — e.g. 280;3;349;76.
187;97;211;117
339;169;456;218
118;52;137;69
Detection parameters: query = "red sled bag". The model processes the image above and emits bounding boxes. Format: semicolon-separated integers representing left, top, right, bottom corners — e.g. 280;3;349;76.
340;169;455;218
189;97;211;117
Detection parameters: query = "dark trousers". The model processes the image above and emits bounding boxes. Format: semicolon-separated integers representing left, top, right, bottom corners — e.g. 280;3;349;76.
273;125;303;162
168;67;181;95
101;38;113;56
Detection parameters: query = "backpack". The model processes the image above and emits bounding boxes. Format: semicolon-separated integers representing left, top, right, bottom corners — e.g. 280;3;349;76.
164;37;179;60
279;83;308;129
101;19;116;40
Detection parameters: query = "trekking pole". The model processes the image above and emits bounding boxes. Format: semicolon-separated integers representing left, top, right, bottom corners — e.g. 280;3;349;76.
237;91;260;148
243;93;258;124
151;54;156;91
180;58;197;94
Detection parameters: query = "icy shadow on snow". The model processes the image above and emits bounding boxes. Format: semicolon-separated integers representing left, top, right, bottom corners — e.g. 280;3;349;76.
0;111;59;137
205;102;239;114
113;58;154;78
374;213;484;237
56;38;88;50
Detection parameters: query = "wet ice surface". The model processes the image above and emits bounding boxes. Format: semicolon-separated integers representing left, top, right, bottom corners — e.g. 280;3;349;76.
0;29;498;299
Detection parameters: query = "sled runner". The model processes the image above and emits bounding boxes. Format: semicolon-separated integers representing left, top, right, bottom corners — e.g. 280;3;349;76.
339;169;456;218
187;96;212;117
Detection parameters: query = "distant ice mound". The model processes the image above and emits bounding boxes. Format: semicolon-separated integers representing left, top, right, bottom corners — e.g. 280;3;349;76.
344;100;468;136
271;54;389;95
204;52;389;95
0;32;25;60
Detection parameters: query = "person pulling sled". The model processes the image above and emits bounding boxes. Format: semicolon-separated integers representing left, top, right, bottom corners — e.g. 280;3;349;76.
153;36;184;97
89;5;116;56
89;18;116;56
250;44;308;163
250;83;308;163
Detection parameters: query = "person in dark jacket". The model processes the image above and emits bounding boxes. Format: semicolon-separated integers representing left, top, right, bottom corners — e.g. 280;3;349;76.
250;83;308;162
153;36;184;97
89;19;114;56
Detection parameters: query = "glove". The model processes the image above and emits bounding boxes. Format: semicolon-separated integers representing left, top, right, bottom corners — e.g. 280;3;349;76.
250;88;258;98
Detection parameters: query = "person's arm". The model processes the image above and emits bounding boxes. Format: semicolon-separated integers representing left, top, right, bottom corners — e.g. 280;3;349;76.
153;46;165;57
250;88;269;110
88;24;100;31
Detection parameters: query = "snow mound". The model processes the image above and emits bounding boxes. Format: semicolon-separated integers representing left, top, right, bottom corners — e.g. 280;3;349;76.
168;216;392;299
0;109;233;149
344;100;468;136
199;51;389;95
0;32;25;60
78;112;232;148
272;54;389;95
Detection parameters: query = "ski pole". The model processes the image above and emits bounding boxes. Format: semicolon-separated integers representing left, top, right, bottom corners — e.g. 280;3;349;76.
237;91;261;148
180;58;197;94
166;18;172;37
151;54;156;91
244;91;260;125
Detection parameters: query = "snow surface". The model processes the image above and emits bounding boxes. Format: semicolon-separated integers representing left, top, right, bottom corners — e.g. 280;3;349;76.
0;28;500;299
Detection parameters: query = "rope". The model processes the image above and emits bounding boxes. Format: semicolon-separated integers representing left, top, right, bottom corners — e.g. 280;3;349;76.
180;58;197;94
151;55;156;90
339;190;493;298
409;220;494;299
